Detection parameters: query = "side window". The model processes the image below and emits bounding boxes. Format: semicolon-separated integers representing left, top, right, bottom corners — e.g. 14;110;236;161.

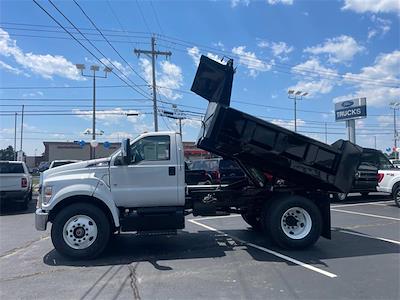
378;153;393;170
130;135;170;163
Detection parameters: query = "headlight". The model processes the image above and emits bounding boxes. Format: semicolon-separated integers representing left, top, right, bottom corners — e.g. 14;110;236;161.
43;186;53;205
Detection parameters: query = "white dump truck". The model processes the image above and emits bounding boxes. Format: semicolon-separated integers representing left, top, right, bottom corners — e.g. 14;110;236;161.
35;56;362;259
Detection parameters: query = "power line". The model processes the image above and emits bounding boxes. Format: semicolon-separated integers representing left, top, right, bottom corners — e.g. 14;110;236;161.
32;0;150;99
149;1;164;35
72;0;149;85
135;0;152;33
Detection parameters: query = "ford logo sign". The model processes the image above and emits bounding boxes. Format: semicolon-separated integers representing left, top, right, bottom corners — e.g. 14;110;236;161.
342;100;354;107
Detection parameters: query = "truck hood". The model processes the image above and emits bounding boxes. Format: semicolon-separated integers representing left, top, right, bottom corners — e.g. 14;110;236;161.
42;157;111;182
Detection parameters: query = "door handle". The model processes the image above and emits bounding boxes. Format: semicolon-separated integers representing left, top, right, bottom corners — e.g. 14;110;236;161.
169;167;176;176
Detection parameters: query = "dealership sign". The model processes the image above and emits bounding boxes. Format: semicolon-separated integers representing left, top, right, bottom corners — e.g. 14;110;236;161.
335;97;367;121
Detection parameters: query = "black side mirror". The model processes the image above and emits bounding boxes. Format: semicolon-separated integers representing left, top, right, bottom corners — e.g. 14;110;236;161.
121;138;131;165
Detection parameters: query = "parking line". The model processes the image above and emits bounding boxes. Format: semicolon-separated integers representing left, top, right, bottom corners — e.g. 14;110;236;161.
188;219;338;278
331;200;392;208
193;214;241;221
338;230;400;245
331;209;400;221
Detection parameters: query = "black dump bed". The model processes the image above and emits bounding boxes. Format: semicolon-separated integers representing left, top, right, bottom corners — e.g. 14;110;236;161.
191;55;362;193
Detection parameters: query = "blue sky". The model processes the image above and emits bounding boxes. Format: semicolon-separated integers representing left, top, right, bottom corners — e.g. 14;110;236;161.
0;0;399;156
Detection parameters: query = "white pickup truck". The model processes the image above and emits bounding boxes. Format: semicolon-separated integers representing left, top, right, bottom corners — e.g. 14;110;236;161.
377;170;400;207
0;161;32;209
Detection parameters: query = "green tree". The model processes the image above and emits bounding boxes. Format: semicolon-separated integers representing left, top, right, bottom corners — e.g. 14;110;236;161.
0;146;15;160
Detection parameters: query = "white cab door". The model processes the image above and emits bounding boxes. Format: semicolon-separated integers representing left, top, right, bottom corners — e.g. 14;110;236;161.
110;135;178;208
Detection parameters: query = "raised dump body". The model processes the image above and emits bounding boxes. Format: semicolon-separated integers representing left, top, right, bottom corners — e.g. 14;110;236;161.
191;55;362;193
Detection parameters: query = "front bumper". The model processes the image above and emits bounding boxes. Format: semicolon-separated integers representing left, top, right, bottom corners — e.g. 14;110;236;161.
35;209;49;231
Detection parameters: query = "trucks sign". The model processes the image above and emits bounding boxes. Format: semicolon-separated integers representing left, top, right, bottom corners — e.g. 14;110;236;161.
335;97;367;121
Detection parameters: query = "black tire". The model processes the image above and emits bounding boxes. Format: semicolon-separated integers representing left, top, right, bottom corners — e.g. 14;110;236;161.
360;192;369;198
263;195;322;249
51;203;111;259
241;212;263;231
393;185;400;208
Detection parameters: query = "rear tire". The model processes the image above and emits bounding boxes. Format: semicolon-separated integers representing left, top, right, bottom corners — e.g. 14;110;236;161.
241;212;263;231
393;186;400;208
334;193;347;201
51;203;110;259
263;195;322;249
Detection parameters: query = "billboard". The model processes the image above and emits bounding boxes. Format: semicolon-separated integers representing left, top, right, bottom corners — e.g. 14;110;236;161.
335;97;367;122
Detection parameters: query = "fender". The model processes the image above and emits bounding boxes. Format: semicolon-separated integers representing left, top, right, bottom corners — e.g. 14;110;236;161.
44;179;120;227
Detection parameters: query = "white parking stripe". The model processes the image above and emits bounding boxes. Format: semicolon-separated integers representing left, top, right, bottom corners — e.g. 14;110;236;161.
331;200;392;208
331;209;400;221
193;214;241;221
338;230;400;245
188;219;338;278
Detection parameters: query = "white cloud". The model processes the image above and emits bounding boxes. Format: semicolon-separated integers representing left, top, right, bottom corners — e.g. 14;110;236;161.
368;16;392;41
257;40;269;48
232;46;272;77
270;41;293;61
0;28;81;80
72;108;143;124
268;0;293;5
305;35;364;64
290;58;338;96
335;50;400;107
139;58;183;100
187;46;221;66
22;91;44;97
342;0;400;14
271;118;305;131
377;115;393;127
212;41;225;50
231;0;250;8
0;60;27;76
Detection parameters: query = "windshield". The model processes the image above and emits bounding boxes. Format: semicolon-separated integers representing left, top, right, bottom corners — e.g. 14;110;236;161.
0;162;24;174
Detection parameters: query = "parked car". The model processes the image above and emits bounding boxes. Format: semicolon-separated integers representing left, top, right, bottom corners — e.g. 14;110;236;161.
189;158;246;184
38;161;50;172
334;148;393;201
49;160;80;169
377;169;400;207
185;162;213;185
0;161;32;209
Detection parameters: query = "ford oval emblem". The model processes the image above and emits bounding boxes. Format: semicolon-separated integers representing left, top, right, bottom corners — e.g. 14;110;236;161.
342;100;354;107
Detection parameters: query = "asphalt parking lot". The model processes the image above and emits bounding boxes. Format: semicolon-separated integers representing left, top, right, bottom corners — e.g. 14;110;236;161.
0;194;399;300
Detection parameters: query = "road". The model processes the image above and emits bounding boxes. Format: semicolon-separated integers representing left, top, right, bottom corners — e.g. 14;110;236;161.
0;194;399;299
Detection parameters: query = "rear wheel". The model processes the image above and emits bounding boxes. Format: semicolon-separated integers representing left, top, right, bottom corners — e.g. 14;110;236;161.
241;212;263;231
393;186;400;208
263;195;322;249
51;203;110;259
334;193;347;201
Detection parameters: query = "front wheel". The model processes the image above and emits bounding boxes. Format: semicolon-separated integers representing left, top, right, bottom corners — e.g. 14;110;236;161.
51;203;111;259
263;195;322;249
393;186;400;208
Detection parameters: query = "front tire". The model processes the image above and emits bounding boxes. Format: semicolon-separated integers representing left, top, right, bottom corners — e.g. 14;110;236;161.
393;186;400;208
51;203;110;259
263;195;322;249
334;193;347;201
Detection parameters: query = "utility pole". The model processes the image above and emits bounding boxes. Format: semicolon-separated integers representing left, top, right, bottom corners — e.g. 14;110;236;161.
20;105;24;151
134;36;172;131
160;105;184;135
14;112;17;160
374;136;377;149
390;102;400;159
324;122;328;144
76;64;112;159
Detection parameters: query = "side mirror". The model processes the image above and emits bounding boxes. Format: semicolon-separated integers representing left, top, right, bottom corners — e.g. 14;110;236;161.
121;138;131;165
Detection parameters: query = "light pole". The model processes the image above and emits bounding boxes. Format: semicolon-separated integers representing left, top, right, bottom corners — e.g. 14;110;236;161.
390;102;400;159
76;64;112;159
288;90;308;132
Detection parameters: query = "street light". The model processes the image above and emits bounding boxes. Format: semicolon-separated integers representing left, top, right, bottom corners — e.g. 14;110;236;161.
288;90;308;132
76;64;112;159
390;102;400;159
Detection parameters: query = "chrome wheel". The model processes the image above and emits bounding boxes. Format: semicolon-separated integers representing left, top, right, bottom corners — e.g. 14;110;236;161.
280;207;312;240
62;215;98;250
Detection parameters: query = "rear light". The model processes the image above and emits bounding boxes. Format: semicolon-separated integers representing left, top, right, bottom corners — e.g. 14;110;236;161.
377;173;384;183
21;178;28;188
